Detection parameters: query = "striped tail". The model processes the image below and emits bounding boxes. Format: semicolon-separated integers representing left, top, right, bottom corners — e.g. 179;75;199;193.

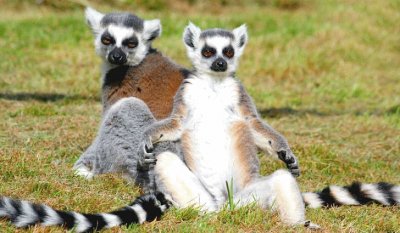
302;182;400;208
0;192;171;233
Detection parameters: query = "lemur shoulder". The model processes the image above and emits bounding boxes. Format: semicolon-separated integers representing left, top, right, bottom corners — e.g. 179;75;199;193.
103;52;185;118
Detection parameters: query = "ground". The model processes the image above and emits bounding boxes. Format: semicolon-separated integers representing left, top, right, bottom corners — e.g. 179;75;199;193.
0;0;399;232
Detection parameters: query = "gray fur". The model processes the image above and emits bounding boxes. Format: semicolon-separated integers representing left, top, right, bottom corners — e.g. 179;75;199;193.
200;29;234;39
74;97;181;192
101;13;144;31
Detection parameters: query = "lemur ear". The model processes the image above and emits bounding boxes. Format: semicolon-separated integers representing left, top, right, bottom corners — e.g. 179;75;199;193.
85;7;104;35
143;19;162;42
232;24;248;49
183;22;201;49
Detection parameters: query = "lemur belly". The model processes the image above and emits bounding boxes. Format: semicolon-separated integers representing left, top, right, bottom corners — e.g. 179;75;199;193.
182;76;258;205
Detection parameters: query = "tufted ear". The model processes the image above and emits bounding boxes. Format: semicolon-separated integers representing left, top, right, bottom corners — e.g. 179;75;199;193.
183;22;202;49
143;19;162;42
85;7;104;35
232;24;248;49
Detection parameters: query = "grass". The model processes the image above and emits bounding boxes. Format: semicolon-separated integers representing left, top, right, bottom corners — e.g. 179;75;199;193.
0;0;399;232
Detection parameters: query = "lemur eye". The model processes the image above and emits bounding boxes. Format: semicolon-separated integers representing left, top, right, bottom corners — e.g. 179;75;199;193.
201;46;216;58
101;36;113;45
223;46;235;58
123;37;139;49
127;42;138;48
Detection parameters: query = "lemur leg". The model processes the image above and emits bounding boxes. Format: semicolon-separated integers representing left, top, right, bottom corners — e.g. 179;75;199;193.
73;97;157;180
154;151;217;212
234;169;311;226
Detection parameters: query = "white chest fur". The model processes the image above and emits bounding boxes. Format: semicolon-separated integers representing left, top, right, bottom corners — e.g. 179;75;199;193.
182;74;243;202
184;75;241;124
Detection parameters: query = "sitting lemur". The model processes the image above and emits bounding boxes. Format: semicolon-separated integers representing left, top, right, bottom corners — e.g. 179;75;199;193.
72;7;187;192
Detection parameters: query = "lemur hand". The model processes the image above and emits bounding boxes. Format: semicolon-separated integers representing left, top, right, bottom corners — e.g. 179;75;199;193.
137;136;156;171
277;150;300;177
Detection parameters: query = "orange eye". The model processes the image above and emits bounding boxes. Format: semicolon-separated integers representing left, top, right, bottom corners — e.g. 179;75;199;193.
123;37;139;49
127;42;137;48
223;46;234;58
201;46;216;58
101;37;113;45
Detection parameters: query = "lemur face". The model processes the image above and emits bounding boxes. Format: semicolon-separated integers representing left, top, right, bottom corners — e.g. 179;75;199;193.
85;7;161;66
183;22;248;77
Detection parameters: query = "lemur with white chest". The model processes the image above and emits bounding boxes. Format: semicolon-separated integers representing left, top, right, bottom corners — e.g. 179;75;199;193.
72;8;186;190
140;23;400;228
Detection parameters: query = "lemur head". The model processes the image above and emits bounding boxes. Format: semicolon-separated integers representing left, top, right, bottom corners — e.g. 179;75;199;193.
85;7;161;66
183;22;248;77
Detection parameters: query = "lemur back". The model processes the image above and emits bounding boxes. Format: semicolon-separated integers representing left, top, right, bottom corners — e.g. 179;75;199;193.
103;50;185;118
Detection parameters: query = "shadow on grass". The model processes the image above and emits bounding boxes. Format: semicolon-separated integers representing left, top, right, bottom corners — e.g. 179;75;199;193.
259;107;328;118
0;92;99;102
259;105;400;118
387;105;400;115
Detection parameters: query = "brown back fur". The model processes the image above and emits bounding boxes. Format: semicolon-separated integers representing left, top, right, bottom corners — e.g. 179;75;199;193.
102;50;187;119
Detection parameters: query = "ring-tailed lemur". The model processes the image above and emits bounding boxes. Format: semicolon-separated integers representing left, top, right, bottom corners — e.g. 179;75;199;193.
137;23;400;228
0;22;399;233
72;8;186;191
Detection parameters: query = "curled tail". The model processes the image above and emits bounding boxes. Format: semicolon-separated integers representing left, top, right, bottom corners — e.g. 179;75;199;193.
0;192;171;233
302;182;400;208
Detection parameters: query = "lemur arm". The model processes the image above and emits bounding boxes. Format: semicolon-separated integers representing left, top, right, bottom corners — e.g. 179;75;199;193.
237;84;300;176
143;85;187;148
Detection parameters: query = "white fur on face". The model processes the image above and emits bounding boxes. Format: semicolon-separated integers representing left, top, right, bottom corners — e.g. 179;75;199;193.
232;24;248;57
94;25;147;66
183;23;248;77
200;36;238;76
143;19;162;41
108;25;134;47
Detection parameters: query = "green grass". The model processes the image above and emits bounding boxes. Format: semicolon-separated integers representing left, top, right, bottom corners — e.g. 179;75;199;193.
1;0;399;232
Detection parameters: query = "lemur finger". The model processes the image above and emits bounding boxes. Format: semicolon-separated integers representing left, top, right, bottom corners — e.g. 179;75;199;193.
144;153;155;159
287;162;299;169
144;158;157;164
287;159;300;176
144;136;154;152
289;168;300;177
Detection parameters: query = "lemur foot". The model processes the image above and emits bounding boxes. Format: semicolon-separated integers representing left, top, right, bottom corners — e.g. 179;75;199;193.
277;150;300;177
137;139;157;171
303;220;321;230
73;164;95;180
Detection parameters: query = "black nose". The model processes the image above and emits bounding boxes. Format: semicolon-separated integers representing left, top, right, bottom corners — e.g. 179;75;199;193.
108;48;127;65
211;58;227;72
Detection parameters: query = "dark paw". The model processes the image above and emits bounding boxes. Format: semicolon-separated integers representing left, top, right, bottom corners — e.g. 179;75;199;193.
277;150;300;177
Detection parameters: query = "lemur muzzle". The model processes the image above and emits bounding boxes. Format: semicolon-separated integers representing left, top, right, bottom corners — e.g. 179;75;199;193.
108;48;127;65
211;57;227;72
